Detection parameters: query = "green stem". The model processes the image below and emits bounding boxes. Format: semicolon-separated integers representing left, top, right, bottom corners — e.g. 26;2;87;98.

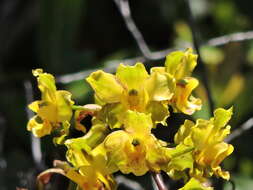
171;147;194;158
71;105;87;110
71;104;101;112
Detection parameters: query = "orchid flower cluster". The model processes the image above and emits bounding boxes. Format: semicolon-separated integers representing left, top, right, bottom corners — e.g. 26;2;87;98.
27;49;234;190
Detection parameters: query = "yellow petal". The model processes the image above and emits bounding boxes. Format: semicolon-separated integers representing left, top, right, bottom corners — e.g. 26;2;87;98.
165;48;198;80
28;101;41;113
27;116;52;137
213;107;233;129
121;86;149;112
166;144;194;176
104;130;149;176
146;102;170;126
97;103;126;129
150;66;166;74
145;72;175;101
36;101;58;122
86;70;123;103
33;69;57;102
174;120;195;145
65;139;91;168
173;77;202;115
123;111;152;137
211;143;234;169
116;62;149;90
55;90;74;122
74;110;87;133
179;178;213;190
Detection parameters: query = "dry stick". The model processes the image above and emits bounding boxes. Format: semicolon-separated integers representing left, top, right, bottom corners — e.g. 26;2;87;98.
113;0;178;60
113;0;152;59
226;118;253;143
24;80;45;171
206;31;253;47
116;175;145;190
55;48;178;84
228;179;236;190
184;0;214;113
56;30;253;84
151;173;168;190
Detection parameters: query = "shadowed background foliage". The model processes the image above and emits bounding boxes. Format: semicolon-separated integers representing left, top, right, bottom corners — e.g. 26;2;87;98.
1;0;253;189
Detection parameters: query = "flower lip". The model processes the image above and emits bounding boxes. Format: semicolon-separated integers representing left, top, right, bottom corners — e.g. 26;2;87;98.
35;115;43;124
128;89;138;96
132;139;140;146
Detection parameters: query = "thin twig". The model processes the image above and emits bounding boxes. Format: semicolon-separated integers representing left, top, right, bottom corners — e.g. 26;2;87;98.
24;80;45;170
184;0;214;113
113;0;180;60
56;48;179;84
151;172;169;190
116;175;145;190
206;31;253;47
228;179;236;190
225;118;253;143
113;0;152;59
56;28;253;84
56;23;253;84
0;113;7;170
151;175;159;190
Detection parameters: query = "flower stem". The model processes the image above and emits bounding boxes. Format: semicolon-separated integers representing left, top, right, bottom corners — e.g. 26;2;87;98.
151;172;169;190
71;105;87;110
71;104;101;111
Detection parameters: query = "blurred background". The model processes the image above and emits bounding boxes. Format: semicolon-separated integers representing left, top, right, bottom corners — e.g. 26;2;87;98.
1;0;253;189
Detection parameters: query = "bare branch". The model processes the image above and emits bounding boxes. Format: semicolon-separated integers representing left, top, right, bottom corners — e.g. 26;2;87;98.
56;29;253;84
56;47;178;83
226;118;253;143
228;179;236;190
24;80;44;170
151;172;169;190
115;175;145;190
56;47;179;84
113;0;153;59
184;0;214;113
206;31;253;47
113;0;188;60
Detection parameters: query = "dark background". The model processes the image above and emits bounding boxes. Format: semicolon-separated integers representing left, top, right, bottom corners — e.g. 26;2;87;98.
1;0;253;189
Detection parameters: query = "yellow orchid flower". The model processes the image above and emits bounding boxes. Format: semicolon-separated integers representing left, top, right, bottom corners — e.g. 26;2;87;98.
174;107;234;181
87;62;173;128
151;48;201;115
166;49;201;114
27;69;74;138
165;48;198;80
73;104;102;133
164;143;194;181
65;125;116;190
38;160;116;190
103;111;170;176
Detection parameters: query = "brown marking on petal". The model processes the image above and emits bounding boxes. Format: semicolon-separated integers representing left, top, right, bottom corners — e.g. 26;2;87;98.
176;79;188;87
128;89;138;96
